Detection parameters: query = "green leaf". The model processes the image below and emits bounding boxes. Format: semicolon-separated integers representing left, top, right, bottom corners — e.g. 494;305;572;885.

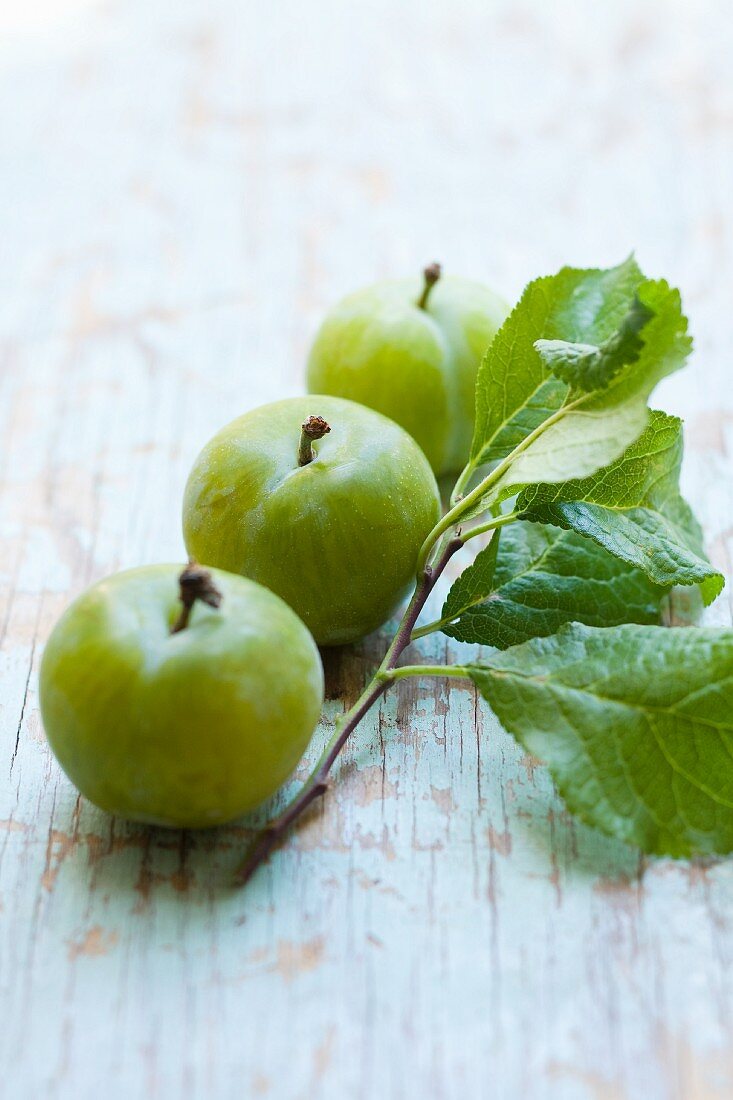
534;295;655;393
487;278;691;503
463;262;691;526
441;528;500;623
467;623;733;857
518;410;724;604
471;257;642;468
442;523;665;649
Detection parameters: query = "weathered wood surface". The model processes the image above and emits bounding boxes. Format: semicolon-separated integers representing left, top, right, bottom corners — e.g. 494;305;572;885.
2;1;733;1097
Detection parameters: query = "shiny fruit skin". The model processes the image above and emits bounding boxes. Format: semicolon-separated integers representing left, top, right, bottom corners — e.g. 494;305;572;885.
306;275;508;476
182;396;441;647
39;565;324;828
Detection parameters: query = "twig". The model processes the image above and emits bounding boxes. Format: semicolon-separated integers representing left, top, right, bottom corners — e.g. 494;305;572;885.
233;537;462;886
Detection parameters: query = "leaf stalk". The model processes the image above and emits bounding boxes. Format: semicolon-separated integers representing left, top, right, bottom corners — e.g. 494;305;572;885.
415;393;586;575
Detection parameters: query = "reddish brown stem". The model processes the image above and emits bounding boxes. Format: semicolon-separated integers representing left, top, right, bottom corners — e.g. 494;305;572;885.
417;262;442;309
233;537;462;886
171;561;222;633
298;415;331;466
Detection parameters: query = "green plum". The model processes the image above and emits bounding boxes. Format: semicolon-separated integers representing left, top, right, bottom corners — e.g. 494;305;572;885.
39;563;324;828
306;264;509;476
182;395;441;646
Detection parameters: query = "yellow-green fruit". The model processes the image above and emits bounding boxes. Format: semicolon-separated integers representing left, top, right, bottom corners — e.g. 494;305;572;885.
182;395;442;646
306;268;508;476
39;565;324;827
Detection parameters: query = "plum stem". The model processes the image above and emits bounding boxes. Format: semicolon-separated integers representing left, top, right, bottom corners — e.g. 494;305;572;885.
233;536;463;887
298;415;331;466
417;262;442;309
171;561;222;633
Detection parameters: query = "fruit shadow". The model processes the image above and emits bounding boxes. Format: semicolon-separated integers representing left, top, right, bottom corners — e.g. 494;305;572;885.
57;801;271;903
57;638;380;905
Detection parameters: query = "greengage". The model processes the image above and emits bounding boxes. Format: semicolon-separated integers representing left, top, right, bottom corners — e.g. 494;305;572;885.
39;563;324;827
306;264;508;476
182;395;442;646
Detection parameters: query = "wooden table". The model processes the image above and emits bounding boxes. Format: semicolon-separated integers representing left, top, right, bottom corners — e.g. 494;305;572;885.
2;2;733;1097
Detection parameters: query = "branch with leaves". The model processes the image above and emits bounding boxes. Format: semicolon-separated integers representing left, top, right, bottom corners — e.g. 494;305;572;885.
236;256;729;884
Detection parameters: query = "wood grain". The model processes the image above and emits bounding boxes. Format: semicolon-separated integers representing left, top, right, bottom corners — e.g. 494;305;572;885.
2;1;733;1097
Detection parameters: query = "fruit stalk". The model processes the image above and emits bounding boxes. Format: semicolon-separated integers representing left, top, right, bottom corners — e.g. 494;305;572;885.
298;415;331;466
234;535;462;885
416;262;441;310
171;561;222;633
